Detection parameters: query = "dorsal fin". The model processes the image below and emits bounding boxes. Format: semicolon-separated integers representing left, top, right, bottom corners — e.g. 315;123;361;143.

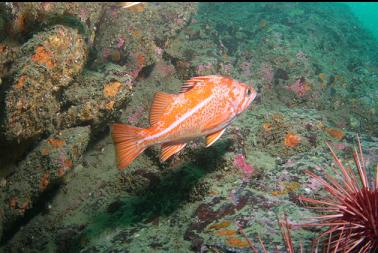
179;76;214;93
150;92;175;126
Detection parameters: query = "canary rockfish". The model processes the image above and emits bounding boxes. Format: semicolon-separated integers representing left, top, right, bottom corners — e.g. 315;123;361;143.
112;75;257;169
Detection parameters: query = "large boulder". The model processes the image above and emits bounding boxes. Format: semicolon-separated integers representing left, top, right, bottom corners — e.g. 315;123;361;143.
4;2;105;45
59;64;133;132
92;3;197;76
0;126;90;241
4;25;87;142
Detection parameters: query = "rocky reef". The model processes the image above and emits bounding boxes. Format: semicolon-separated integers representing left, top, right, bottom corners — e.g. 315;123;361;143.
0;126;90;242
165;3;378;135
0;2;377;252
4;25;87;142
93;3;197;69
3;3;104;45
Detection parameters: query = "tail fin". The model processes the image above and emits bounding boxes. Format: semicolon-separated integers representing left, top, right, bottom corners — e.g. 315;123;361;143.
111;124;147;170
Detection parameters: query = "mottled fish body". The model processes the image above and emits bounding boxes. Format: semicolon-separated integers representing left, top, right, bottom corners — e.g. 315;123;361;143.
112;75;257;169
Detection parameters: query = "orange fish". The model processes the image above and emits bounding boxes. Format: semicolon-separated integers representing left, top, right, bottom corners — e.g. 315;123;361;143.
118;2;143;9
112;75;257;170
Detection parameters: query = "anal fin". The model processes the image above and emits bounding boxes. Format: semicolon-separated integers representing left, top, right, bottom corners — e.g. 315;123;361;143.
160;142;187;162
206;128;226;147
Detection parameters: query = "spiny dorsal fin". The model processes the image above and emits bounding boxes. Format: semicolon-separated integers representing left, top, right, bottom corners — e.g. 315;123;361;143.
150;92;175;126
179;76;215;93
206;128;226;147
160;142;187;162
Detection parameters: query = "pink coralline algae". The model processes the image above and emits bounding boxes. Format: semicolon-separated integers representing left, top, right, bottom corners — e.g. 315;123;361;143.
332;142;347;150
287;78;310;97
130;67;142;79
239;61;252;78
229;189;239;205
110;7;119;18
127;106;145;124
306;176;322;191
221;63;233;74
282;159;295;168
79;8;88;22
155;61;175;78
233;154;254;177
42;2;52;11
259;63;273;83
196;63;213;74
155;47;164;57
102;48;111;60
175;18;185;26
116;37;125;48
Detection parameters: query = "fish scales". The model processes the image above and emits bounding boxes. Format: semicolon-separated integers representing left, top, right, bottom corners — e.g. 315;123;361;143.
112;75;257;169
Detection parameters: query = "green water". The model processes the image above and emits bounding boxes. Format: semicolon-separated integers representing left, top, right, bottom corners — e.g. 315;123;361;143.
345;2;378;40
1;2;377;252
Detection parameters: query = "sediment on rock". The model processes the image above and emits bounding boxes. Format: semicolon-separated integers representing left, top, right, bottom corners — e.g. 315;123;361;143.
4;2;105;45
4;25;87;142
0;126;90;242
59;64;133;133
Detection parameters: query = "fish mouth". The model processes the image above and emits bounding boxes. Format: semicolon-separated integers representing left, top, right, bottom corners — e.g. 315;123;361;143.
250;90;257;102
243;90;257;110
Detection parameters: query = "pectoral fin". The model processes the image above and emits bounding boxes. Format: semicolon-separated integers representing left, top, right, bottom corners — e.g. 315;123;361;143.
160;142;187;162
206;128;226;147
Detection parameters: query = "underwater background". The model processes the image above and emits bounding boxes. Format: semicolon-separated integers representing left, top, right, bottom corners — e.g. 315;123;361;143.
345;2;378;40
0;2;377;252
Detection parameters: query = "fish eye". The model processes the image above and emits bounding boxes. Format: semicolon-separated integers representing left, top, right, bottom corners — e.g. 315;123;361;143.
246;89;251;96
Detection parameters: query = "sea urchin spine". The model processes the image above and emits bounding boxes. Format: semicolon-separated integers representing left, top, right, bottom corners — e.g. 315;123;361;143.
298;135;378;252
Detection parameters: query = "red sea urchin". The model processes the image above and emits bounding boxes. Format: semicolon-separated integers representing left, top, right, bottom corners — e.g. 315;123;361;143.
299;135;378;252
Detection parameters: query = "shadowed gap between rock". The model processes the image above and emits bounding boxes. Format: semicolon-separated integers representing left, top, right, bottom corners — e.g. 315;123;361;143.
0;179;63;245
